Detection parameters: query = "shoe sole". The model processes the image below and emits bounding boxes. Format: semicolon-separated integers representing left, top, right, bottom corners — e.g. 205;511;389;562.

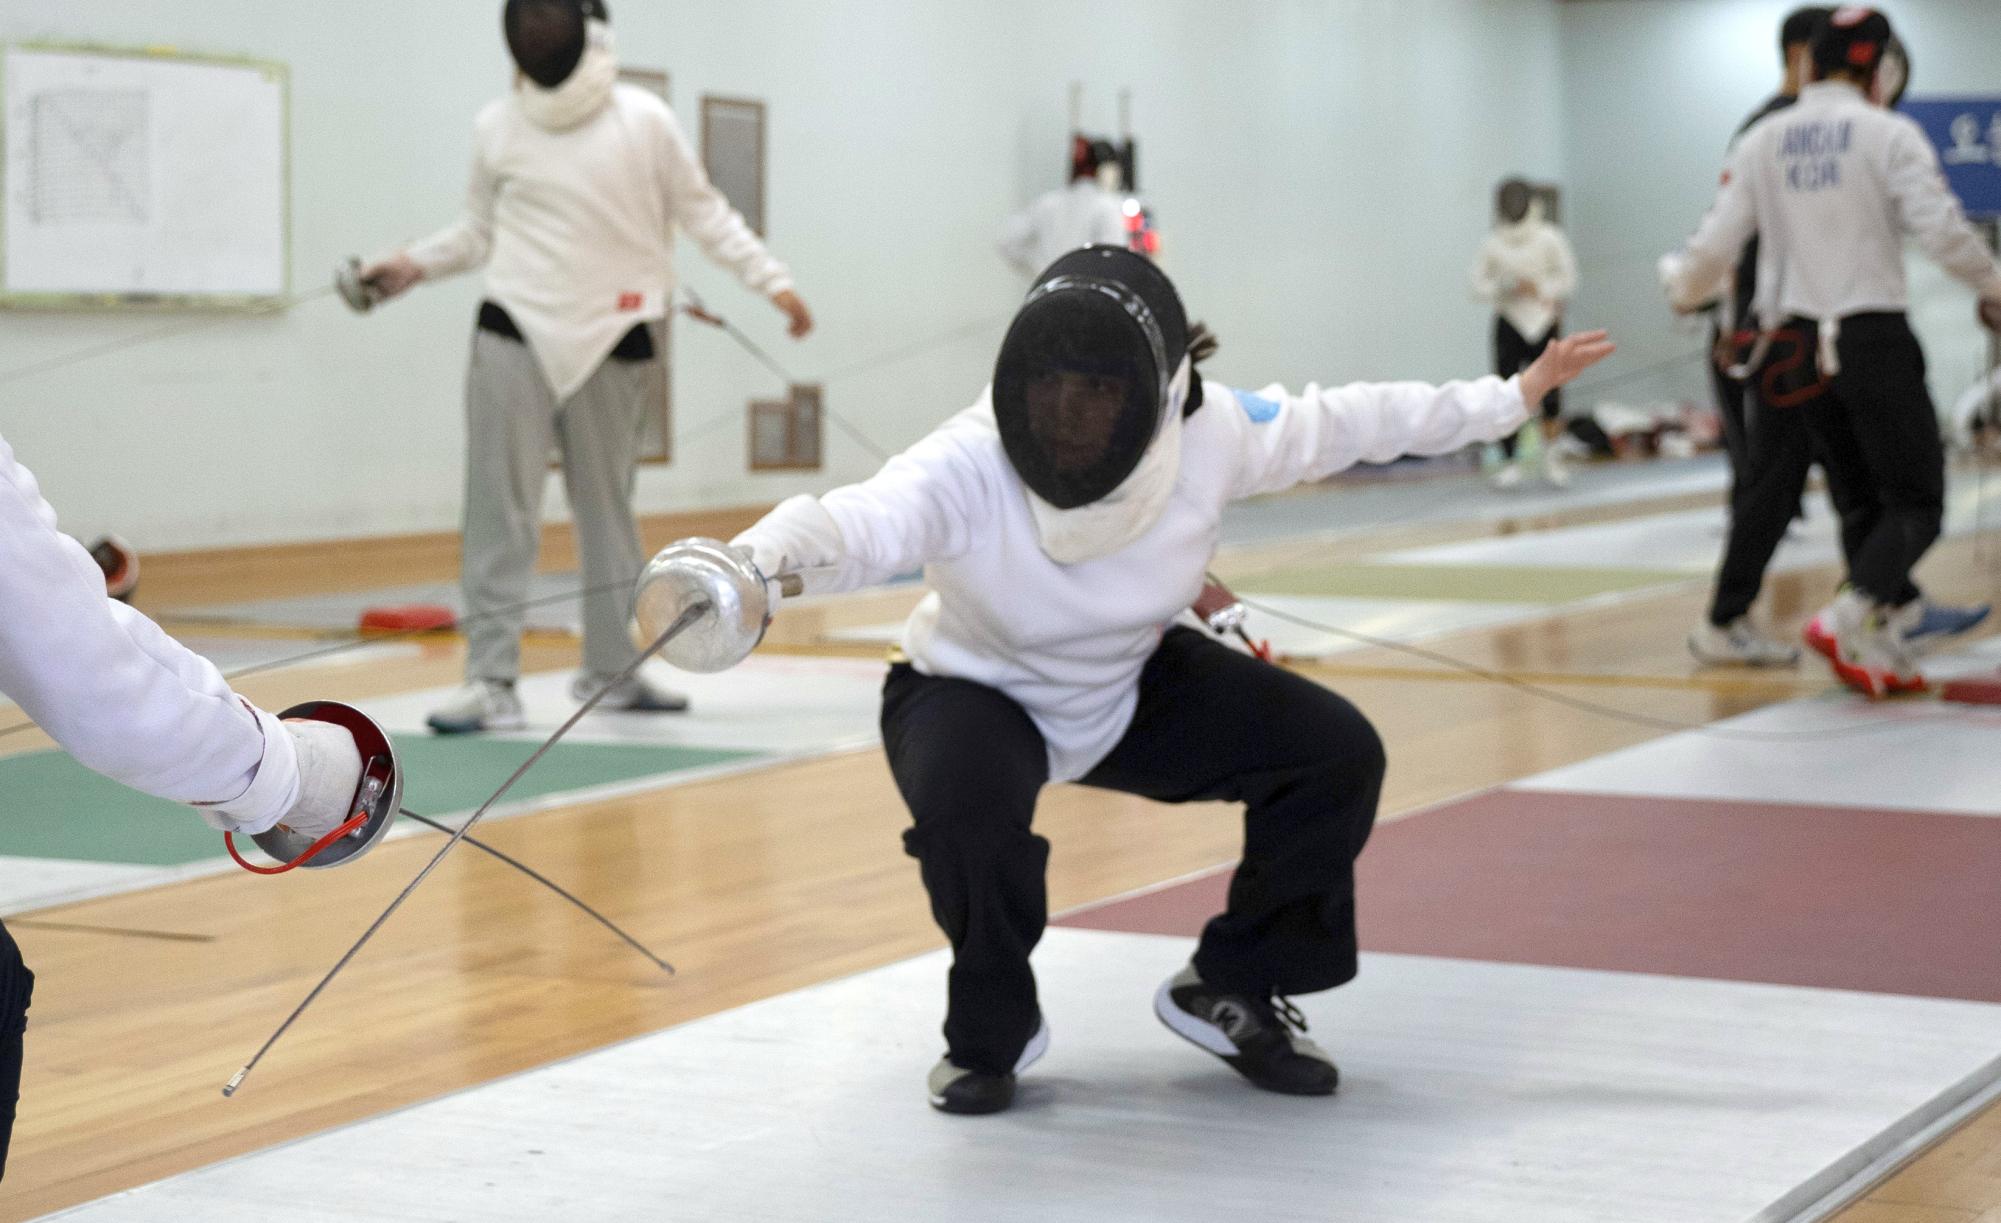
1152;979;1240;1056
926;1023;1048;1114
1826;653;1927;700
426;713;528;736
927;1081;1015;1115
1687;634;1799;668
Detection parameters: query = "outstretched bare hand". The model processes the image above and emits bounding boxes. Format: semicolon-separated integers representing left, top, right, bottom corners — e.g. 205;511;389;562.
1520;329;1616;408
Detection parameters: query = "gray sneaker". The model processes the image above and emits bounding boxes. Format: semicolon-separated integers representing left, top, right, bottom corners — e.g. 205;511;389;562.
570;671;690;713
426;680;526;735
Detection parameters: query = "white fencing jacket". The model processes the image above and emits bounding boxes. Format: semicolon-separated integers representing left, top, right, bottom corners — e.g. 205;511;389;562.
410;84;793;400
737;374;1528;781
1664;80;2001;325
1471;214;1578;342
997;181;1131;280
0;434;299;834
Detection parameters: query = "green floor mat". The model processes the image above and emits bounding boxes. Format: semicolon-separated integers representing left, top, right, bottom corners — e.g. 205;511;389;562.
0;735;759;867
1242;561;1683;605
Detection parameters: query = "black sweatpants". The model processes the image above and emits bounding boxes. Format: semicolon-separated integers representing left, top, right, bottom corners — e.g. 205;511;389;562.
0;920;32;1181
1782;314;1942;608
881;627;1385;1076
1495;317;1560;459
1708;344;1818;626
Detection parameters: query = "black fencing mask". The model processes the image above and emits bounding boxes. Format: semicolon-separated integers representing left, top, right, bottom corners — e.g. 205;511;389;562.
993;245;1190;511
1497;178;1534;225
1812;7;1894;82
504;0;609;89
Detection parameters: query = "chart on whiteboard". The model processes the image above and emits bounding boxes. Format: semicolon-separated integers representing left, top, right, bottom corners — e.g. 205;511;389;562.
2;46;287;303
27;88;153;226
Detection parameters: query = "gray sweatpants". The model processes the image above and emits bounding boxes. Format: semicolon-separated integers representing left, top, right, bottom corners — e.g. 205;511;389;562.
461;330;653;684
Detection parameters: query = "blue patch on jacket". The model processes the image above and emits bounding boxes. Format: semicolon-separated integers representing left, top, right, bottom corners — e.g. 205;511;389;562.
1232;389;1281;423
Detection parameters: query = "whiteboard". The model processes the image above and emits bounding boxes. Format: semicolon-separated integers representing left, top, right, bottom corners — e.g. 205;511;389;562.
1;44;289;307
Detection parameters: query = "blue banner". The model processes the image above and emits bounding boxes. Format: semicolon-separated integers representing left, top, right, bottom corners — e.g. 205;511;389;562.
1903;97;2001;218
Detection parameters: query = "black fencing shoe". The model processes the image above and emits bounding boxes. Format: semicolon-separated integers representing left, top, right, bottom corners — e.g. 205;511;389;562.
926;1019;1049;1115
1153;965;1338;1096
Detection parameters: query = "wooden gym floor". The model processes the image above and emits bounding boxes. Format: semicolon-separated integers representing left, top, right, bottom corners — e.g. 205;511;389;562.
2;461;1999;1222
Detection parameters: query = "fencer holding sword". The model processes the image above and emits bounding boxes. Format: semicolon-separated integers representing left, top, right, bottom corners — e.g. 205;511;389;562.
638;245;1614;1116
345;0;815;737
0;430;379;1178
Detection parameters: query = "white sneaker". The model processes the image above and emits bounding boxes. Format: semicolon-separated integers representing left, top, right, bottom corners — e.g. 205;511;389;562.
1541;448;1572;488
1688;618;1801;667
1491;462;1525;490
426;680;526;735
1825;591;1925;698
571;671;690;713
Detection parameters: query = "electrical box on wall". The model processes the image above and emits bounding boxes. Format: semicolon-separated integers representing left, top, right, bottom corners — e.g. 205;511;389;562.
749;384;822;472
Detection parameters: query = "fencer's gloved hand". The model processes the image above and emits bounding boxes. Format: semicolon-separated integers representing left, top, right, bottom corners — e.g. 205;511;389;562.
276;719;366;838
358;254;425;304
1979;299;2001;335
730;495;847;597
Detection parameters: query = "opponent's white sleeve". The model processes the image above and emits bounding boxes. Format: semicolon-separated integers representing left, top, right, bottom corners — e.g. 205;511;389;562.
406;113;499;281
732;415;999;593
1227;376;1529;501
1887;119;2001;303
656;108;794;298
0;435;301;835
1663;147;1761;313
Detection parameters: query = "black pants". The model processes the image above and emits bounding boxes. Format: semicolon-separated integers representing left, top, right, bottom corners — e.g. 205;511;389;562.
1495;317;1560;458
881;628;1385;1075
1778;314;1942;608
1708;359;1818;626
0;921;32;1181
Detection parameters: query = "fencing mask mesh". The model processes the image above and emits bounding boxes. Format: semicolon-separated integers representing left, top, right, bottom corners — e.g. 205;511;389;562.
993;246;1190;511
504;0;608;88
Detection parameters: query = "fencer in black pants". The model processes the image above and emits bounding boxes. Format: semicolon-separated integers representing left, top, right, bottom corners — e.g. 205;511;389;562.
1495;317;1560;461
1788;314;1942;610
1706;354;1817;631
727;247;1611;1113
883;627;1382;1083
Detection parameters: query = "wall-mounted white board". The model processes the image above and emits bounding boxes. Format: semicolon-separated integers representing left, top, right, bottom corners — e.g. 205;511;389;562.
1;43;288;308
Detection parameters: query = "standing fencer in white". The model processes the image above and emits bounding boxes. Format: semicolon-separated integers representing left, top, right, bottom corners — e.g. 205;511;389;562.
1471;178;1580;489
996;139;1131;282
0;433;366;1179
1661;6;2001;697
358;0;815;734
726;247;1613;1114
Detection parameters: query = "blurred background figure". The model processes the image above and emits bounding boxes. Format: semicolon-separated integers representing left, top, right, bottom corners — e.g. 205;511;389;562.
1688;5;1830;668
997;137;1130;281
1472;177;1579;489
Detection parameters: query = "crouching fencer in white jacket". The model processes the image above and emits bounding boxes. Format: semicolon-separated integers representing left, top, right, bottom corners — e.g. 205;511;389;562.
0;432;367;1177
728;247;1614;1115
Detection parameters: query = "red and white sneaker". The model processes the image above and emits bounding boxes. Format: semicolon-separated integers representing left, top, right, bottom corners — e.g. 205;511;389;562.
1823;592;1926;699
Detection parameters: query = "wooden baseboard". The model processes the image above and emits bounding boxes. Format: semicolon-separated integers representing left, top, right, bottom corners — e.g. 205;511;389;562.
131;504;775;610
